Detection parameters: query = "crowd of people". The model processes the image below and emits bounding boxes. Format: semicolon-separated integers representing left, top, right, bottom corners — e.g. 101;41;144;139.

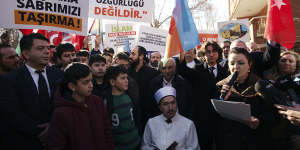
0;33;299;150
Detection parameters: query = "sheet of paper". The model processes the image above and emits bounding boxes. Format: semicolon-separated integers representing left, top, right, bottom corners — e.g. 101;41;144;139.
211;99;251;123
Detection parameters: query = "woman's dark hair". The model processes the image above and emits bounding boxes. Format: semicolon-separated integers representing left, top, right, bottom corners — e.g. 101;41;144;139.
229;47;252;64
104;65;127;84
60;63;91;93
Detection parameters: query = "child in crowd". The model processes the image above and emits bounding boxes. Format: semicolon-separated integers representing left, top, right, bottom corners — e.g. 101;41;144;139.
46;63;114;150
104;65;141;150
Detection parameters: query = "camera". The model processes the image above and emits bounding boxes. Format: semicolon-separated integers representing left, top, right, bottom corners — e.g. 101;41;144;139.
275;75;300;105
275;75;300;91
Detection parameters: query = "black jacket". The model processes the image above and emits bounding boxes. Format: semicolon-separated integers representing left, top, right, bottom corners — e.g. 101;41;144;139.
200;62;230;82
0;65;63;150
128;64;159;128
176;59;218;139
215;74;285;150
146;74;192;119
250;42;281;78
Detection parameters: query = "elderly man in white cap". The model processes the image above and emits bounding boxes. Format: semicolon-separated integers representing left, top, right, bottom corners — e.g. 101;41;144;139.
141;87;200;150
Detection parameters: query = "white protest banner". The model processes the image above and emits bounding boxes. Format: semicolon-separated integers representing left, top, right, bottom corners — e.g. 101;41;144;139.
0;0;89;35
218;19;250;43
89;0;154;23
103;23;137;51
136;25;168;56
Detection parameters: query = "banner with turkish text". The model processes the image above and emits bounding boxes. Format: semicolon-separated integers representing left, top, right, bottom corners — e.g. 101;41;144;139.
89;0;154;22
103;23;137;52
0;0;89;35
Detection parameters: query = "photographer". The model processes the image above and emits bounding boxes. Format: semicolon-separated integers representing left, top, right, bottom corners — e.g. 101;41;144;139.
264;51;300;106
263;50;300;150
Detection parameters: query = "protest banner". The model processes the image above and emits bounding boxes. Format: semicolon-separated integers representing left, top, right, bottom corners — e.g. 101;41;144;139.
218;19;250;43
197;31;218;49
136;25;168;56
103;23;137;52
0;0;89;35
89;0;154;22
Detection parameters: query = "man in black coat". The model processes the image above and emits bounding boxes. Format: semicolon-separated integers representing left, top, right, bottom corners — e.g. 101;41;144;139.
128;46;159;130
176;48;218;150
0;33;63;150
147;58;191;120
199;41;230;82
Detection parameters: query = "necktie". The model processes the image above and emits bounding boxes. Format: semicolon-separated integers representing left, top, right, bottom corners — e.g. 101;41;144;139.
35;70;50;101
209;67;216;77
166;119;172;124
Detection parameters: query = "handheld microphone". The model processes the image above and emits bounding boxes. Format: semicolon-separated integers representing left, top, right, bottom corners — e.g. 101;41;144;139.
220;71;239;100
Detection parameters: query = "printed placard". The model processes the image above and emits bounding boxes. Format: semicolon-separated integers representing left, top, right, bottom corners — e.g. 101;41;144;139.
0;0;89;35
89;0;154;22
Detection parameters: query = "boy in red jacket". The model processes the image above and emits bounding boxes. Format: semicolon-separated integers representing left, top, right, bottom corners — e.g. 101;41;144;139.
46;63;114;150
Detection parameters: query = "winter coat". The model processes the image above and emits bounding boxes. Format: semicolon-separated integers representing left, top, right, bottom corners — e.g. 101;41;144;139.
216;74;285;150
46;89;114;150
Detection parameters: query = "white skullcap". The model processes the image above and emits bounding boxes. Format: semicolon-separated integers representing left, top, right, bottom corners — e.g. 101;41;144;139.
154;87;176;104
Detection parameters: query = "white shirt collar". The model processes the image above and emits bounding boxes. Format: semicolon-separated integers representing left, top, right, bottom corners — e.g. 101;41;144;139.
160;112;179;125
186;60;196;69
208;64;218;77
25;64;50;95
163;77;174;87
208;64;217;69
25;64;46;74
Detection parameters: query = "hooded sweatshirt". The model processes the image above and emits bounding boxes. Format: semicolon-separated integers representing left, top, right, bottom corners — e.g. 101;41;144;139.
46;89;114;150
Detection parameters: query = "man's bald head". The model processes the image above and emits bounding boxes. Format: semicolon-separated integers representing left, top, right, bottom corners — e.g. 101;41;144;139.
231;40;249;51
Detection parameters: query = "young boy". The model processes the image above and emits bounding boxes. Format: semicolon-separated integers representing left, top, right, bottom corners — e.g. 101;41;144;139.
76;50;89;65
46;63;114;150
89;55;108;98
104;65;141;150
55;43;76;70
102;52;113;68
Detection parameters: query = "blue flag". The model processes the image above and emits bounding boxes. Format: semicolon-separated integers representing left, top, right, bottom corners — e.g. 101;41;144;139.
173;0;200;51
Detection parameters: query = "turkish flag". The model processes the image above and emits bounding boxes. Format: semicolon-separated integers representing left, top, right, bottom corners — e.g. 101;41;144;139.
47;31;62;46
264;0;296;49
19;29;33;35
73;35;86;51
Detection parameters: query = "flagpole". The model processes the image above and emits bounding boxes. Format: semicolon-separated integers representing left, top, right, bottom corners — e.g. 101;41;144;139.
116;17;119;53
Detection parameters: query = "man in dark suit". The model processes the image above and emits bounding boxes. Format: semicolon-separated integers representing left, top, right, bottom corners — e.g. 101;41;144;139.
200;41;230;82
147;58;191;120
0;33;63;150
176;48;218;150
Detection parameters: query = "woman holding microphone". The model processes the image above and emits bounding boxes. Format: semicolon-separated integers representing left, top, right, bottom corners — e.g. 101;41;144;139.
215;47;287;150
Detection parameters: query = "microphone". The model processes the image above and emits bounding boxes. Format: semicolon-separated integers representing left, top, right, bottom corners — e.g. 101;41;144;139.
220;71;239;100
254;80;288;106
